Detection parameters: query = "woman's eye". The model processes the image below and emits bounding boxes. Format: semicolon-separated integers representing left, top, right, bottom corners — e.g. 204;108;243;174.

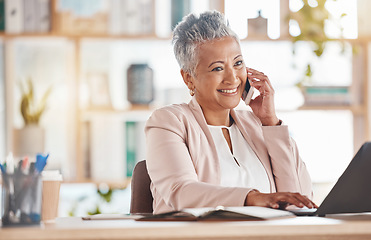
235;60;243;66
211;66;223;72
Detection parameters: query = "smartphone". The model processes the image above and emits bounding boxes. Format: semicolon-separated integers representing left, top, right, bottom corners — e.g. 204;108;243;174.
242;77;254;105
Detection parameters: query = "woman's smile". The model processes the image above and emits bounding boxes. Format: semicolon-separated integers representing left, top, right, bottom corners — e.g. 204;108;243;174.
217;87;239;94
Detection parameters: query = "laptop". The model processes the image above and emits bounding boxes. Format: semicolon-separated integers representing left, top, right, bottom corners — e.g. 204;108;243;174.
288;142;371;216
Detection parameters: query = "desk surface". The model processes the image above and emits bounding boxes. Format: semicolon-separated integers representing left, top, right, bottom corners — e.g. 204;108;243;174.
2;214;371;240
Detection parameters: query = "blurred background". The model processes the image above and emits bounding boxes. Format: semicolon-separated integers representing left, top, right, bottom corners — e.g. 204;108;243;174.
0;0;370;217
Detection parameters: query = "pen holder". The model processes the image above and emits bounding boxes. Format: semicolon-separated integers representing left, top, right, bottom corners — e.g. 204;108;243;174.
1;173;43;226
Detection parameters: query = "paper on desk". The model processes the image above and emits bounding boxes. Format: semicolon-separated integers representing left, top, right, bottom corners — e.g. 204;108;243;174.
82;213;144;220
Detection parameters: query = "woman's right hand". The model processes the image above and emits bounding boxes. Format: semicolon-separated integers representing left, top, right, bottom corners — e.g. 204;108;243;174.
245;190;318;209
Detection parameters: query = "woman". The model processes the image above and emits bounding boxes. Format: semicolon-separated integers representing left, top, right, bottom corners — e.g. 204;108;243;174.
145;10;316;214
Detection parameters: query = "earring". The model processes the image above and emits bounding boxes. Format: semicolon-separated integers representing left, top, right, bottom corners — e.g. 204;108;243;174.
189;89;195;96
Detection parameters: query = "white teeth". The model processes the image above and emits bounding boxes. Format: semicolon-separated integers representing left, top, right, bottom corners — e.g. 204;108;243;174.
219;88;237;94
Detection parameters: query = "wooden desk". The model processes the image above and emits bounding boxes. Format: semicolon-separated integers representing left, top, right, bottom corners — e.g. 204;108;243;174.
2;215;371;240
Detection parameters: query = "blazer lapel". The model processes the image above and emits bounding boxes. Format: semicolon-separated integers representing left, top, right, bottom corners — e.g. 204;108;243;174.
188;97;221;183
230;109;262;158
231;109;276;192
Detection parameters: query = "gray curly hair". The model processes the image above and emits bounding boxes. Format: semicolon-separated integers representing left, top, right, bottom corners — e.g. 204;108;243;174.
172;10;239;76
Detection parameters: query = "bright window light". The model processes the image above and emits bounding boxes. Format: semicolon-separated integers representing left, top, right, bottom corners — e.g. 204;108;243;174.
225;0;280;39
325;0;358;39
289;19;301;37
290;0;358;39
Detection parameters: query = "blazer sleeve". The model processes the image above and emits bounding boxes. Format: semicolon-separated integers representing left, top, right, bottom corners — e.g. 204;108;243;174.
145;108;252;212
262;125;313;199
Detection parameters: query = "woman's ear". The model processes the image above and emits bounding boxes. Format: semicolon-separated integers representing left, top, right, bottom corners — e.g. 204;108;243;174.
181;69;194;90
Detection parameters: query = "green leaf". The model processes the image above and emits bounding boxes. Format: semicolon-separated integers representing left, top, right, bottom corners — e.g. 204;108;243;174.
88;206;101;215
97;188;113;203
18;78;52;125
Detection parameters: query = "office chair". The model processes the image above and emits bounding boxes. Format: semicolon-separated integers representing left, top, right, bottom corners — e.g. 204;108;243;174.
130;160;154;214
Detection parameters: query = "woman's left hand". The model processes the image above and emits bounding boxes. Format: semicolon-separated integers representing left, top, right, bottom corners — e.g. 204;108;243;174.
247;67;279;126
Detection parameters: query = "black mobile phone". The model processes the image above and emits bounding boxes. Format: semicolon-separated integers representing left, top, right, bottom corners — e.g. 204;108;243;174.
242;77;254;105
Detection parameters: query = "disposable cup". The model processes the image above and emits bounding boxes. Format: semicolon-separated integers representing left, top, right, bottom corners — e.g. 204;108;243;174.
41;170;63;222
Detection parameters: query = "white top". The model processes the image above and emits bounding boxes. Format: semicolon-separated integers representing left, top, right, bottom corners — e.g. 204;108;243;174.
208;123;270;193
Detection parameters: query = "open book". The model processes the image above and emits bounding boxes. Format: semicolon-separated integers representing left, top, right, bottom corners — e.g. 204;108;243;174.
137;206;295;221
82;213;145;220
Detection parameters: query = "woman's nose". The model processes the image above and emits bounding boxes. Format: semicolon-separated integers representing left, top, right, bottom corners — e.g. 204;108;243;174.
223;68;239;84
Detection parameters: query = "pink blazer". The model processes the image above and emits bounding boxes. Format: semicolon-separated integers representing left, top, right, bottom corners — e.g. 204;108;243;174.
145;97;313;214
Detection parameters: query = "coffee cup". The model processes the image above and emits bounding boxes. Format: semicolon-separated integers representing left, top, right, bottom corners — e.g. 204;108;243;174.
41;170;63;222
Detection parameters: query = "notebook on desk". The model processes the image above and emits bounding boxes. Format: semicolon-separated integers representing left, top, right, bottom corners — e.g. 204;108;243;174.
288;142;371;217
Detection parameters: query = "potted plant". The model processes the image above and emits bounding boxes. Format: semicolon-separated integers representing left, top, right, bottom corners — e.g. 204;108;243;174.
289;0;349;105
13;78;52;157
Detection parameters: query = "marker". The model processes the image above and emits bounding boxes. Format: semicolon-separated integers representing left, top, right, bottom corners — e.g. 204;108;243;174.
16;160;23;172
35;153;49;173
6;152;14;174
0;163;6;174
22;156;29;170
29;162;35;174
14;160;23;178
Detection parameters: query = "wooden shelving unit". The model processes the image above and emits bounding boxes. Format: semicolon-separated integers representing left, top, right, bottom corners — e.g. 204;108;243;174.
2;0;370;186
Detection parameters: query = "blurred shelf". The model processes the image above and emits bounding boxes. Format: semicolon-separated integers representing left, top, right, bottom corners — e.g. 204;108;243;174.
1;178;131;189
62;178;131;190
241;36;292;41
81;105;153;113
80;108;153;122
0;32;171;40
351;37;371;43
2;32;370;45
299;104;364;114
240;36;371;43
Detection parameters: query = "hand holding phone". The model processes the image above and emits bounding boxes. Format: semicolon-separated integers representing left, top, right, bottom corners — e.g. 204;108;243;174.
242;77;254;105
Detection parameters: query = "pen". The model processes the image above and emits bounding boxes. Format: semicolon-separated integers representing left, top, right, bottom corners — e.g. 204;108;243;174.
0;163;6;175
35;153;49;173
29;162;35;174
6;152;14;174
16;160;23;174
22;156;29;170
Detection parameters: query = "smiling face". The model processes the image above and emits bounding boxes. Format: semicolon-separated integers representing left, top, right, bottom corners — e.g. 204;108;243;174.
183;37;247;121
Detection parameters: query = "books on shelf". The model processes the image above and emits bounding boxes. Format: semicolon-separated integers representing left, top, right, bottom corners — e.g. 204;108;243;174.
171;0;190;30
125;121;136;178
23;0;37;32
125;120;146;178
5;0;51;34
301;85;352;106
2;0;156;35
108;0;154;36
0;0;4;31
5;0;24;33
108;0;122;35
35;0;51;32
